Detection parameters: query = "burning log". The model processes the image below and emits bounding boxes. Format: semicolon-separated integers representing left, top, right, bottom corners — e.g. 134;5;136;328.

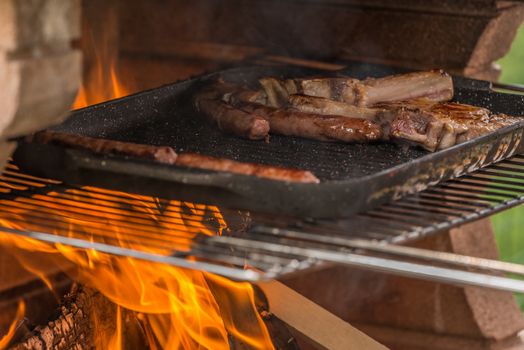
8;285;148;350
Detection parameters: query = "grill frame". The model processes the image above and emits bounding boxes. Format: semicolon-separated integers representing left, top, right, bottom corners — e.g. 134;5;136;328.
2;155;524;292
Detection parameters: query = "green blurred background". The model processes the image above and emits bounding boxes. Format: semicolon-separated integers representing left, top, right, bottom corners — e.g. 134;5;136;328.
492;23;524;308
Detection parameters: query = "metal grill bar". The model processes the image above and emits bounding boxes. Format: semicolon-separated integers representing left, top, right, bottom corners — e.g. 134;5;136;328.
1;156;524;293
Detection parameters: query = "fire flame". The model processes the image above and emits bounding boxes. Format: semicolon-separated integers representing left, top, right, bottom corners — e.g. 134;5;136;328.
73;67;129;109
0;301;25;349
0;186;273;349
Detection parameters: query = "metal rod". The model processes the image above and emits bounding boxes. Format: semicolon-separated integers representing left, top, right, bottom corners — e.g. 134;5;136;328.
492;81;524;94
0;226;260;282
251;226;524;277
208;236;524;293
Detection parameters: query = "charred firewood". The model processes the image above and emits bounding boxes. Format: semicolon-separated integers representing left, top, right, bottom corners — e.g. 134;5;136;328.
8;285;147;350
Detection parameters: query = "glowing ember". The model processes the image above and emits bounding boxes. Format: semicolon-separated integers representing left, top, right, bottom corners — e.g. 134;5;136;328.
0;188;274;349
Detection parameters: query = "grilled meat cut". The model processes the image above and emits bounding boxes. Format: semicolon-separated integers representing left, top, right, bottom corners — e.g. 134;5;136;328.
378;101;520;151
238;103;383;143
30;131;318;183
259;77;289;107
288;94;382;120
194;83;270;140
219;83;384;143
195;70;519;152
176;153;319;183
282;70;453;107
358;70;454;106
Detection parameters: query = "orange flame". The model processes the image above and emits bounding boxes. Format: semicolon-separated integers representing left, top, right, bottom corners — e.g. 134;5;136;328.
73;66;129;109
0;300;25;349
0;186;273;349
72;49;130;109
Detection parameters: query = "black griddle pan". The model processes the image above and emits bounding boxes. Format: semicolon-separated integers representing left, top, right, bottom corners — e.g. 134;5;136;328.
12;64;524;218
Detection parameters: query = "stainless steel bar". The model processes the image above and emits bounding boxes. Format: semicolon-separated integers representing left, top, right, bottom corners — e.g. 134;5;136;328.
385;201;473;216
438;184;518;199
448;179;524;193
0;195;226;235
3;188;225;222
402;196;489;209
0;225;260;281
0;201;210;241
423;187;500;203
0;215;193;252
371;205;453;221
492;81;524;94
462;175;524;188
207;236;524;293
251;226;524;276
476;169;524;180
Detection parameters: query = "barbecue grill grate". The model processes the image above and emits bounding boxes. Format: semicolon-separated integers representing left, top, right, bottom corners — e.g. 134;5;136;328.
2;156;524;292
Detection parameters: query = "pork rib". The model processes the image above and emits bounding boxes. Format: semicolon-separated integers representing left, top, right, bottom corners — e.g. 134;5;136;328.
288;94;382;120
283;70;453;107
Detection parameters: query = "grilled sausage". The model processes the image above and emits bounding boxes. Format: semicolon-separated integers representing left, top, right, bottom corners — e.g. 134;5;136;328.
176;153;319;183
30;131;178;164
238;103;383;143
30;131;319;183
194;81;270;140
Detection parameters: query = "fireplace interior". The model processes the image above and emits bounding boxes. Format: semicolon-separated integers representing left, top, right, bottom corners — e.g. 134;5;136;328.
2;1;524;349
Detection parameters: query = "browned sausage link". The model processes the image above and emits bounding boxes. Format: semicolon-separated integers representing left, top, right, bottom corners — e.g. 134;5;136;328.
195;97;270;140
30;131;318;183
238;103;383;143
176;153;319;183
30;131;178;165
